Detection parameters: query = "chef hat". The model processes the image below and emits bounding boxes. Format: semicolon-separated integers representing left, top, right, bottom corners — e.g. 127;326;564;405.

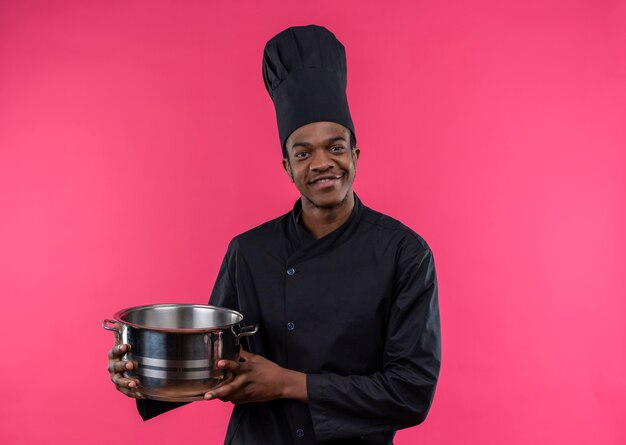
262;24;356;155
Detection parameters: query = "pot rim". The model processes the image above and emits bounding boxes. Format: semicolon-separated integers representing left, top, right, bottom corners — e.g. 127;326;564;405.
112;303;246;333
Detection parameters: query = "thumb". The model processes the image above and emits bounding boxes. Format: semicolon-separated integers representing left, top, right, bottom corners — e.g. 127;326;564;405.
239;349;253;360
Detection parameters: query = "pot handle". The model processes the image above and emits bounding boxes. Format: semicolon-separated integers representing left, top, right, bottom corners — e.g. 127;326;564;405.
234;324;258;346
102;319;121;335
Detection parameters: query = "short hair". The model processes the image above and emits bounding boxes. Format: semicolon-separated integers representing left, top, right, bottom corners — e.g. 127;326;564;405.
282;129;357;159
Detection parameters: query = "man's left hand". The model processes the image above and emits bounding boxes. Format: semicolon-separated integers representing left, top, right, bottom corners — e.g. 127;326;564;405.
204;349;307;404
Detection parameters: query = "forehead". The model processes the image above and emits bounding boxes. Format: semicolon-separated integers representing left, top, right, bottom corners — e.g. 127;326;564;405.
286;121;350;147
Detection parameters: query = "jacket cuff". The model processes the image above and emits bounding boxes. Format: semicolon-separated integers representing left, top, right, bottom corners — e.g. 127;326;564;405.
306;373;334;440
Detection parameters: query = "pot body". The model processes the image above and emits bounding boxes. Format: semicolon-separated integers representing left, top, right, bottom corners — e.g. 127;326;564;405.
103;304;257;402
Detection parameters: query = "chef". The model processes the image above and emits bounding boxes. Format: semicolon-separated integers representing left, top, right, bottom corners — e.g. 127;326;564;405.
108;24;441;444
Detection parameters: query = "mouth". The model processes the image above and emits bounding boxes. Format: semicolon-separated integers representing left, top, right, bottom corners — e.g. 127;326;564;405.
308;174;344;185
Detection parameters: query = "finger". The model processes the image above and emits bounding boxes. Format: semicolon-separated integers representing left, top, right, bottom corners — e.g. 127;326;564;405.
221;372;235;386
109;360;135;373
218;359;253;373
107;359;135;374
117;386;144;399
110;372;131;387
108;343;131;359
203;372;233;395
111;373;140;390
204;376;244;401
205;384;231;401
217;359;241;372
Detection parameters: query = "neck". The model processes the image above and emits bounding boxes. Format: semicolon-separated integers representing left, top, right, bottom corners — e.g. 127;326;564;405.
300;192;355;239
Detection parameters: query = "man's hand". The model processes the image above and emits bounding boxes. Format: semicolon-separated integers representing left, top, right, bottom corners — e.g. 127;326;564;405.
204;350;307;404
107;339;143;399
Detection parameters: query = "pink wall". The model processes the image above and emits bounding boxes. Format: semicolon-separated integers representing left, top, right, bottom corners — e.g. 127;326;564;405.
1;1;625;443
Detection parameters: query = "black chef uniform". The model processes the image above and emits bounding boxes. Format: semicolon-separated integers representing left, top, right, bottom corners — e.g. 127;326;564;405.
137;194;441;444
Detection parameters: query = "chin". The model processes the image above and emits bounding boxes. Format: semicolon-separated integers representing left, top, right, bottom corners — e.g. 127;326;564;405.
305;191;350;209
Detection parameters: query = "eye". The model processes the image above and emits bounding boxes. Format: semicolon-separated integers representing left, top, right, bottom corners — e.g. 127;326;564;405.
330;145;346;152
294;151;310;159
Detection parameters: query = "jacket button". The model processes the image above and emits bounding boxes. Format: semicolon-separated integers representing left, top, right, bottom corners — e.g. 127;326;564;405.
296;428;304;438
287;322;295;331
287;267;295;276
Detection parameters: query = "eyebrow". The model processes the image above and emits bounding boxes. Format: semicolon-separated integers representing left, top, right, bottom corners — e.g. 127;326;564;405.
290;135;347;150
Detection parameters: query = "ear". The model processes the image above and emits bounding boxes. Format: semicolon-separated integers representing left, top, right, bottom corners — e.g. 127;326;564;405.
352;147;360;167
282;158;294;182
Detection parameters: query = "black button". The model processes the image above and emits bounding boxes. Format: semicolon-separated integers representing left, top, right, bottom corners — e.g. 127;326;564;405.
287;267;295;276
287;322;295;331
296;428;304;438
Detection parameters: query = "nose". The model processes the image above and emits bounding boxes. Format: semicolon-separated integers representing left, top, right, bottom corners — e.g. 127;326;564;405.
309;149;334;172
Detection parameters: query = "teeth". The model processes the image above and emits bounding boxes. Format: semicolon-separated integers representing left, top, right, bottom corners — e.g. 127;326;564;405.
313;176;340;184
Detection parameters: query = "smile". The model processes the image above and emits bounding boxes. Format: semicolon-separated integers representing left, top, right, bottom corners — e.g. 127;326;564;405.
309;174;344;185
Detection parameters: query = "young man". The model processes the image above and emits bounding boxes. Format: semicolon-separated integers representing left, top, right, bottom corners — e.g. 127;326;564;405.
108;25;441;444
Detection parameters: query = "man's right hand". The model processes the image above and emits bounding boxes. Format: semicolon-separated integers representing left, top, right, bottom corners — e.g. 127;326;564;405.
107;343;143;398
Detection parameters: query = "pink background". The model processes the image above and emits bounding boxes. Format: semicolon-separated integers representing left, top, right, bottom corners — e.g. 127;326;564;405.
1;0;625;443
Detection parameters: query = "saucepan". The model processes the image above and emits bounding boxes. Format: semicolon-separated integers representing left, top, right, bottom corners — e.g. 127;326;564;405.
103;304;258;402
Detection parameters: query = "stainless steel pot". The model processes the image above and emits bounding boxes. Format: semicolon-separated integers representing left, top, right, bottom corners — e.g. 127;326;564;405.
103;304;257;402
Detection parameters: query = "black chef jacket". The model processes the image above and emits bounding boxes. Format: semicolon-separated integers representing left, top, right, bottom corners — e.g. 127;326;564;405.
137;194;441;445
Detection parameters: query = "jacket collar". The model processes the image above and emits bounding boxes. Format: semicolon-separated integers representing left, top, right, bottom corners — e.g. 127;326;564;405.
287;192;364;261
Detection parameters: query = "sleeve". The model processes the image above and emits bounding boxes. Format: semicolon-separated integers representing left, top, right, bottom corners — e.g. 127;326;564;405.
135;239;239;421
306;238;441;441
209;238;252;350
208;238;239;310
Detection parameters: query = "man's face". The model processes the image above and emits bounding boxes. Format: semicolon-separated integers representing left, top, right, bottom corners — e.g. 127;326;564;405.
283;121;359;209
